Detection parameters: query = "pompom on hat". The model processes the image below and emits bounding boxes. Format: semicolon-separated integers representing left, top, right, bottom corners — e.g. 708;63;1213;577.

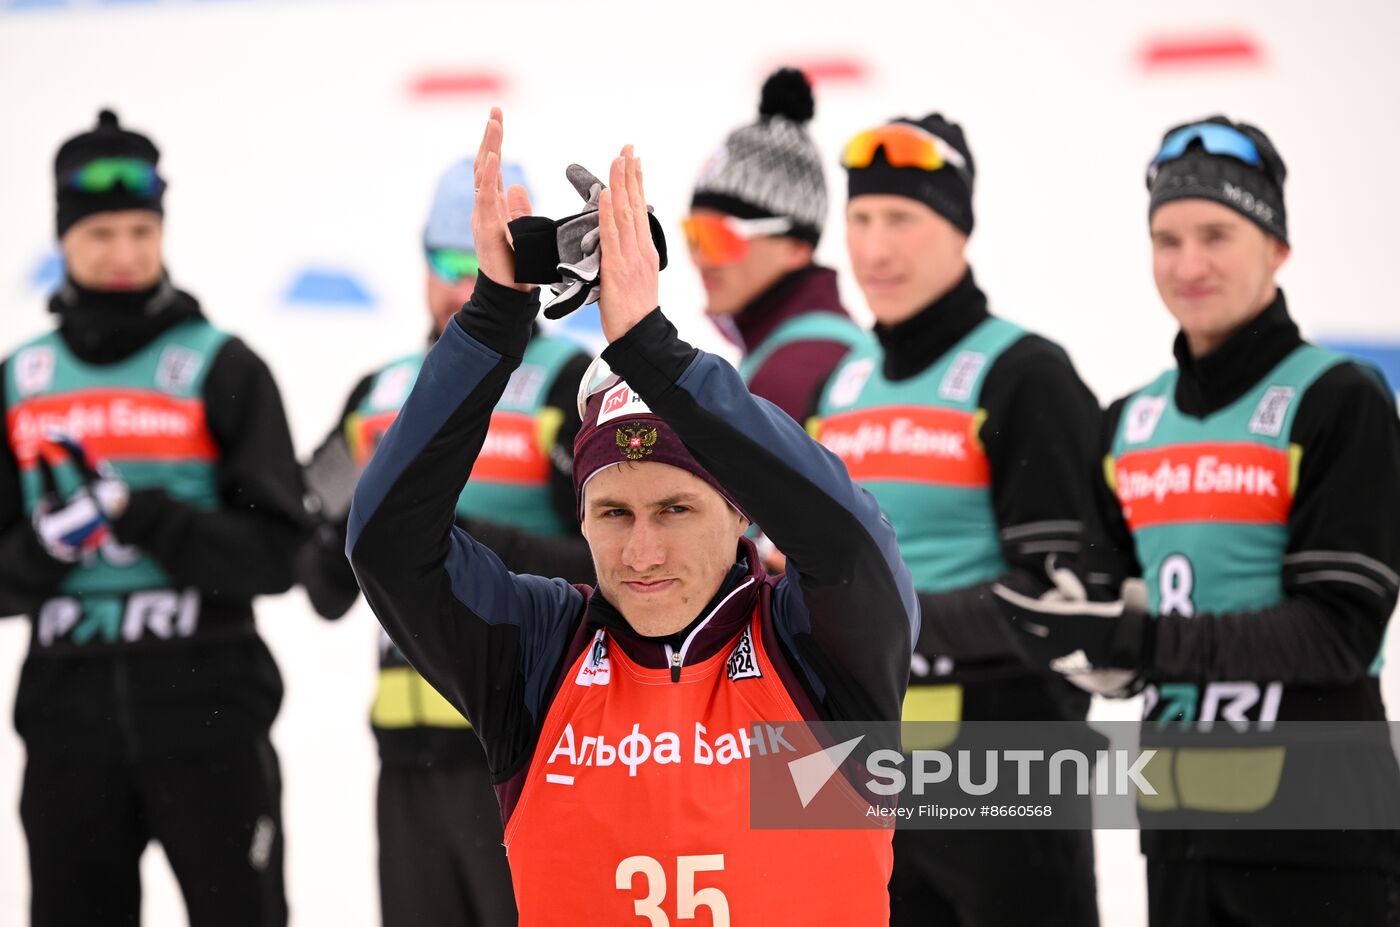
690;67;827;244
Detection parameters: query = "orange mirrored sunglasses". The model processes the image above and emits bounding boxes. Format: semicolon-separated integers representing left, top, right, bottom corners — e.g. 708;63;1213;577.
841;123;968;175
681;214;794;265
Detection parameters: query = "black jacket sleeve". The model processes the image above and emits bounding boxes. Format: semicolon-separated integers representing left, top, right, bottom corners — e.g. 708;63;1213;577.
111;337;307;600
1149;362;1400;685
0;360;74;615
1085;397;1145;592
459;517;595;585
915;336;1103;661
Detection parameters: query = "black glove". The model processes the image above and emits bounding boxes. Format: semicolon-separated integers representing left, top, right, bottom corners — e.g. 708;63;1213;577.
509;163;668;319
298;433;363;620
302;433;360;524
296;517;359;621
993;556;1151;697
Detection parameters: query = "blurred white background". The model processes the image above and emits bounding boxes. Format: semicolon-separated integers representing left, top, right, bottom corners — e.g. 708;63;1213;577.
1;0;1398;923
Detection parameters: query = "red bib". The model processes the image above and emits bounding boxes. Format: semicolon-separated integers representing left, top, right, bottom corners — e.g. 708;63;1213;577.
505;607;892;925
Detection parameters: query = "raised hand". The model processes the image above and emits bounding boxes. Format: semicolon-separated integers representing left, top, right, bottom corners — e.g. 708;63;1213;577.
470;107;535;292
596;146;661;342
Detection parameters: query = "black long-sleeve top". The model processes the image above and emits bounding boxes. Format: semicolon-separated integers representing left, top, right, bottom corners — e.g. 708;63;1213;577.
0;279;306;749
1093;292;1400;691
1093;291;1400;872
876;271;1103;716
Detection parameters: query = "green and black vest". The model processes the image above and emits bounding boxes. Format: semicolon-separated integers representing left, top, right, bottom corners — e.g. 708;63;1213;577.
4;320;231;651
816;317;1026;731
1110;344;1394;837
816;317;1024;592
351;334;580;733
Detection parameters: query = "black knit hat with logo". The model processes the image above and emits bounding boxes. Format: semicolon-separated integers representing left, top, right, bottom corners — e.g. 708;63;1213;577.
690;68;827;245
845;113;976;235
1147;115;1288;244
54;109;165;238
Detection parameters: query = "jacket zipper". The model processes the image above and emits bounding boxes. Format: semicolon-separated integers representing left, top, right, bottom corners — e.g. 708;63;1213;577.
662;576;756;684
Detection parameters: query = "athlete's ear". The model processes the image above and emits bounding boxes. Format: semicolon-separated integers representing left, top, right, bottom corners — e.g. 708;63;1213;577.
578;490;593;542
1268;236;1291;274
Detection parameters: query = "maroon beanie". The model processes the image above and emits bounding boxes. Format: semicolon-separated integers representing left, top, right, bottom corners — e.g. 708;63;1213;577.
573;376;748;520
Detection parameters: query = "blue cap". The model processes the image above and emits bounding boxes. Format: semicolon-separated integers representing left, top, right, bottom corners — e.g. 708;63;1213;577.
424;157;530;252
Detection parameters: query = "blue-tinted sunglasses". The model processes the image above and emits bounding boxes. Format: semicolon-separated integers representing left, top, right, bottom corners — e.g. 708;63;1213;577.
1148;123;1262;181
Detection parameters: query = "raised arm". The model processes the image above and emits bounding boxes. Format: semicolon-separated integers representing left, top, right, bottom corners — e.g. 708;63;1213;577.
594;150;918;727
347;111;584;777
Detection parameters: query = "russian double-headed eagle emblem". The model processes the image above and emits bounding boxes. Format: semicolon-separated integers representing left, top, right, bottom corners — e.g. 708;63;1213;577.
616;424;658;461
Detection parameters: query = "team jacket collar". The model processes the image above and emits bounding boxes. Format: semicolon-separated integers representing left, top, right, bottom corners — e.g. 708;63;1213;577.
731;265;847;353
874;267;989;382
585;538;765;679
49;273;203;365
1171;289;1302;418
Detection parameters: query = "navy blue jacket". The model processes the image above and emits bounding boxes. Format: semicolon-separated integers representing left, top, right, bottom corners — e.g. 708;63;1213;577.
347;275;917;818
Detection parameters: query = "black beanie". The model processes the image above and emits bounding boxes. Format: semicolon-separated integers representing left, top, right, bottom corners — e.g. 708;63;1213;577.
690;67;827;245
1147;115;1287;244
54;109;165;238
845;113;975;235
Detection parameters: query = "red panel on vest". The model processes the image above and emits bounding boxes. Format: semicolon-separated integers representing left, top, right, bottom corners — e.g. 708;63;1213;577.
816;405;989;486
504;611;892;924
8;389;216;466
352;409;548;485
1115;442;1292;530
469;411;549;484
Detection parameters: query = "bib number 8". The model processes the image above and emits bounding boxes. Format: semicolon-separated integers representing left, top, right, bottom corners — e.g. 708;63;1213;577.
615;854;729;926
1158;553;1195;617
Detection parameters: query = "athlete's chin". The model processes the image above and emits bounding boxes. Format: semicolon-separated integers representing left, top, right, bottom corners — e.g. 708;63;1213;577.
613;585;692;636
1167;297;1229;327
